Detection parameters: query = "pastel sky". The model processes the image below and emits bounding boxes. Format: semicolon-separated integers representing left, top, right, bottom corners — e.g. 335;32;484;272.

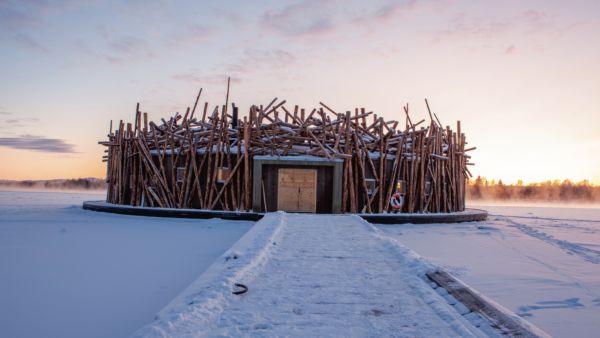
0;0;599;184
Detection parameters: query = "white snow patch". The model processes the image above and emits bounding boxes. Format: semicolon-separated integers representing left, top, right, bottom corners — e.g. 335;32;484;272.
0;190;251;338
378;204;600;337
133;212;287;337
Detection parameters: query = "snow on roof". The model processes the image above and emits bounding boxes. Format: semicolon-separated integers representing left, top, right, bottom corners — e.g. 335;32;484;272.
253;155;344;162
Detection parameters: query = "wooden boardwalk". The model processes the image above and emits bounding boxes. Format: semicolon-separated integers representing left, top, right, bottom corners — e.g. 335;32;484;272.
135;213;490;337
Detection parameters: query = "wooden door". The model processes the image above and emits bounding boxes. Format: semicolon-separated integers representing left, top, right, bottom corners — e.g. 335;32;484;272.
277;168;317;212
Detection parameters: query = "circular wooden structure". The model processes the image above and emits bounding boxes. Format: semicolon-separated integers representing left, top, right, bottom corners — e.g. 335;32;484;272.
99;86;476;216
82;201;487;224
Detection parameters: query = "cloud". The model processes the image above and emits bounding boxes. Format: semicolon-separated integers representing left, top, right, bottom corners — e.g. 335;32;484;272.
0;4;39;31
12;32;49;53
1;117;40;129
172;71;240;85
213;7;245;28
0;0;88;52
350;0;423;35
433;10;559;43
168;24;215;47
105;35;154;63
0;134;77;153
72;27;158;65
435;13;511;41
0;2;50;52
366;0;418;22
5;117;39;124
173;48;295;85
258;0;442;38
228;48;296;73
0;111;10;115
521;10;559;36
260;0;335;37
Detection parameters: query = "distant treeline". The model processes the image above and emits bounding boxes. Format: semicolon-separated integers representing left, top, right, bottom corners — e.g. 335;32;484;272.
0;178;107;191
467;177;600;203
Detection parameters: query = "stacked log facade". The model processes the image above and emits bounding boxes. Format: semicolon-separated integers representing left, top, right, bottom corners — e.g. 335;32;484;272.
100;90;474;213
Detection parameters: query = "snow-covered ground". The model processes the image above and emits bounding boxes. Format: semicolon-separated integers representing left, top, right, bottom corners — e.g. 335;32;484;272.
0;190;252;338
2;190;597;338
377;204;600;338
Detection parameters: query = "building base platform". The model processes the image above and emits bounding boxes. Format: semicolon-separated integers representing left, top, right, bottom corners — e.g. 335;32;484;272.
83;201;487;224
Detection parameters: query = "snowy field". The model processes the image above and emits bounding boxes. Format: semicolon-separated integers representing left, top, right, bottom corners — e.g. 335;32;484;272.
2;190;598;338
0;190;252;338
377;204;600;337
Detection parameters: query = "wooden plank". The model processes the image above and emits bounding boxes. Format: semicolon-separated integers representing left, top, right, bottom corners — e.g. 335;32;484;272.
427;270;548;338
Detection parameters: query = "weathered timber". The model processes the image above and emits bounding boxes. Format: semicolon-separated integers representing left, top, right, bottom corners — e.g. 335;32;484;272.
99;84;473;214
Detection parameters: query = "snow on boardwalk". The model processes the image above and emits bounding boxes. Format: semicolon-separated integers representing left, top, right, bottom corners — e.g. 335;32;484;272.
136;213;487;337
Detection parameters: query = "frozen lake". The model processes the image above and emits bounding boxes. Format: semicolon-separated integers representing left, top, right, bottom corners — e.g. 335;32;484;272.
378;204;600;337
1;190;599;337
0;190;252;338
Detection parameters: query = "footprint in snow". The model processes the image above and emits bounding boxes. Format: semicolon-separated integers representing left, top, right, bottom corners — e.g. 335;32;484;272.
476;225;499;234
517;297;584;317
477;225;498;231
362;309;385;317
224;252;240;261
253;323;272;330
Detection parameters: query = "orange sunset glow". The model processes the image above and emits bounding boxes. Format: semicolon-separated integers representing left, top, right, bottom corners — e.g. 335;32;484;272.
0;1;599;184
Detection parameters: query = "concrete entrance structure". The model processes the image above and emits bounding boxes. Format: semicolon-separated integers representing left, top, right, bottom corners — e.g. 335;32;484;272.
252;155;343;213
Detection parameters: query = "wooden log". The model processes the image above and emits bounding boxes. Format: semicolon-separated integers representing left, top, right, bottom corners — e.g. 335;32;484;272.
190;88;203;120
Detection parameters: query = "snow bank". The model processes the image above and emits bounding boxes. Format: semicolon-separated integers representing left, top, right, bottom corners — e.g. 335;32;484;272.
362;217;548;337
133;212;287;337
378;205;600;337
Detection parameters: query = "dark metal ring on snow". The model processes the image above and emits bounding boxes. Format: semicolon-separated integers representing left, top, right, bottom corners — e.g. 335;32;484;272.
232;283;248;295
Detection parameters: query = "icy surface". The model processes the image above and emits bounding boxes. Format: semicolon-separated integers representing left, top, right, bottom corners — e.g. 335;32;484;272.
136;213;489;337
377;204;600;338
0;190;252;338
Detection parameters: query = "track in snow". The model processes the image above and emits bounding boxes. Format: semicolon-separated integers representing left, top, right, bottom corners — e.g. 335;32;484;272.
377;205;600;338
499;216;600;264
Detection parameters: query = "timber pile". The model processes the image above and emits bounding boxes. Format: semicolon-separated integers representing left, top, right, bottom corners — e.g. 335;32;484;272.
100;82;474;213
